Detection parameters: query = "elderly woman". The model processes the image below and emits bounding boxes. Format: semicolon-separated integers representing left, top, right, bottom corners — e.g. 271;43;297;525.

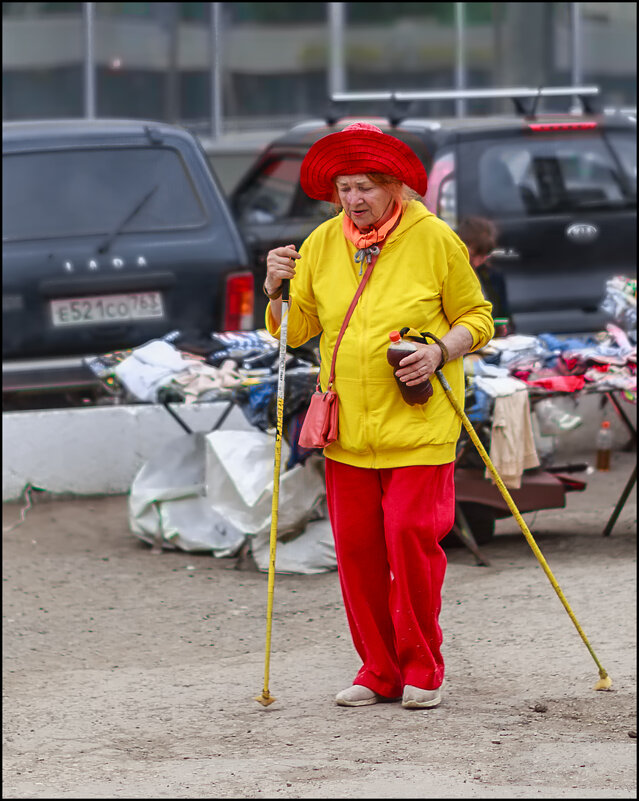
264;123;494;709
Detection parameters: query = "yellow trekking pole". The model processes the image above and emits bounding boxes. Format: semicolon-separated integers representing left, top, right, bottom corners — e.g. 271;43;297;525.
435;366;612;691
255;280;290;707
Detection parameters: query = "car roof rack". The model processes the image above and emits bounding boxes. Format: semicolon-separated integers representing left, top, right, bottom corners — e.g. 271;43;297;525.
326;86;601;125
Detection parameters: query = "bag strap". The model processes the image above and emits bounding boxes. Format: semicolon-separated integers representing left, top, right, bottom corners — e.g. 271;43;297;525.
324;252;379;390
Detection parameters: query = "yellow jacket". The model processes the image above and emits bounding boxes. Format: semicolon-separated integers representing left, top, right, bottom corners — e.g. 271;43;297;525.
266;200;494;468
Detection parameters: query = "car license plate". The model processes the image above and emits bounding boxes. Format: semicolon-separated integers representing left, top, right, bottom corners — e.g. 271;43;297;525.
50;291;164;327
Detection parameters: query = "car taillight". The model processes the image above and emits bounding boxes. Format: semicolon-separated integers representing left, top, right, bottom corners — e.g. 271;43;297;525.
424;156;454;212
437;176;458;230
424;154;457;229
224;272;254;331
528;121;598;132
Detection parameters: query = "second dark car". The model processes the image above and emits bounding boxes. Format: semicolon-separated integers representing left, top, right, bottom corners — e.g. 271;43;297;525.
231;91;636;336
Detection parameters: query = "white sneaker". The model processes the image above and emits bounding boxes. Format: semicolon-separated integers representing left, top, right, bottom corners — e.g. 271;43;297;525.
335;684;381;707
401;680;444;709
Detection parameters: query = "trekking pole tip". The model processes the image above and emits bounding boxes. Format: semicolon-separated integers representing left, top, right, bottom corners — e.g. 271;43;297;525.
593;671;613;691
255;692;277;707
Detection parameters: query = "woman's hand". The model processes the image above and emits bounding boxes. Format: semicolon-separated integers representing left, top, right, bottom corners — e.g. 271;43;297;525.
394;343;443;386
265;244;300;297
394;326;474;385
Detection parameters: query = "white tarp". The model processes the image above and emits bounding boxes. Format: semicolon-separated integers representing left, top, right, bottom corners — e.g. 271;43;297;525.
204;429;326;538
250;518;338;575
128;428;336;573
128;432;246;556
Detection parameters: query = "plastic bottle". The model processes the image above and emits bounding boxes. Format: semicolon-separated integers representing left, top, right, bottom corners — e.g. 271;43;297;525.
596;420;612;471
386;331;434;406
493;317;512;338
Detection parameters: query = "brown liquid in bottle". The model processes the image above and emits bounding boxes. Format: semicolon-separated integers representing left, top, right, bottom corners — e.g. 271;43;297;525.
387;331;434;406
596;449;611;471
596;421;612;471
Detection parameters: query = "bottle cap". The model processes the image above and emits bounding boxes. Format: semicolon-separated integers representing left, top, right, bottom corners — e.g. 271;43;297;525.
601;420;611;428
389;331;401;342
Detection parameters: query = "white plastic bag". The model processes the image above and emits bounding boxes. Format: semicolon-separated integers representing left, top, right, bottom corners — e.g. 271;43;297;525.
204;429;326;538
250;518;338;575
128;432;247;555
129;427;335;572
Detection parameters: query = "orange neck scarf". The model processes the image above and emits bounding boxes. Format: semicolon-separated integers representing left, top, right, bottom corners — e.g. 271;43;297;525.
342;201;402;250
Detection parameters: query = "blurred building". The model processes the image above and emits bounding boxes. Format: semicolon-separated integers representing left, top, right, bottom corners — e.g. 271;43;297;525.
3;3;636;188
3;2;637;122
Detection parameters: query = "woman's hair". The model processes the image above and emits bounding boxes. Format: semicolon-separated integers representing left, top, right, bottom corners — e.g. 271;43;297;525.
457;216;498;256
330;173;422;213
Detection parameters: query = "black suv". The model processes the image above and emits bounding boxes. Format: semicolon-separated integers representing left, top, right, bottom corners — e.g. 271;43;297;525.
3;119;254;403
231;90;636;335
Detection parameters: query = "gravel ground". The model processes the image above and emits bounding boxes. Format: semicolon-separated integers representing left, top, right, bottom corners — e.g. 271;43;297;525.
2;449;636;799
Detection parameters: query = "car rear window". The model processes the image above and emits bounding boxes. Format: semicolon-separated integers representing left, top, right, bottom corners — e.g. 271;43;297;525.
477;130;636;216
3;146;207;241
236;154;338;224
607;131;637;193
234;156;302;224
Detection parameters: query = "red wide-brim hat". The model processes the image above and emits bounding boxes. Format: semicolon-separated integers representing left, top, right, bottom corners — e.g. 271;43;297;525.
300;122;428;201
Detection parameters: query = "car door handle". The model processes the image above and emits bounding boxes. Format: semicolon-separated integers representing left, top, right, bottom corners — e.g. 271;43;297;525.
491;248;521;260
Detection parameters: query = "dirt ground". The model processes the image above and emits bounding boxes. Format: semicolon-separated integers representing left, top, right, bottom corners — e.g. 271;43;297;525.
2;449;637;799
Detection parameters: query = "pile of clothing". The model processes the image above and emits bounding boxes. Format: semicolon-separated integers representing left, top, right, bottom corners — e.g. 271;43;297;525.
84;328;318;405
466;275;636;405
466;321;636;422
600;275;637;333
460;299;636;487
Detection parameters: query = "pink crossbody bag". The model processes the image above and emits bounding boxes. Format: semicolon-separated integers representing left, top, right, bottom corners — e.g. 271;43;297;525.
298;253;378;449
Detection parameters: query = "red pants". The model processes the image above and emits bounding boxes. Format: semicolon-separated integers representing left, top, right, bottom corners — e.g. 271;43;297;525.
324;458;455;698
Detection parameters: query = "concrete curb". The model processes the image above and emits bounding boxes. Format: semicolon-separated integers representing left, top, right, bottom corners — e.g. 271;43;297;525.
2;392;635;502
2;401;253;502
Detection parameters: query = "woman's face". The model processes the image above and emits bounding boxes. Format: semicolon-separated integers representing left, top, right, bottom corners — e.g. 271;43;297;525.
335;174;394;229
